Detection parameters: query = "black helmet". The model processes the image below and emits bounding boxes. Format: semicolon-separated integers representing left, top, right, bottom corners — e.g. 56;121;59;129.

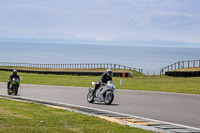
13;70;17;75
106;69;113;77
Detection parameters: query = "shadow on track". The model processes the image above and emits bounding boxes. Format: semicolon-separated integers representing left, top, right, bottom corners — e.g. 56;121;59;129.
92;102;119;106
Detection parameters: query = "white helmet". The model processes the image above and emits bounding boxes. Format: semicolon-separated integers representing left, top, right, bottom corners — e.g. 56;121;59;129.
106;69;113;77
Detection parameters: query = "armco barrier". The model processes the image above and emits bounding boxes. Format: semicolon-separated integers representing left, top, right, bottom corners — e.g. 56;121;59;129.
0;68;132;77
165;71;200;77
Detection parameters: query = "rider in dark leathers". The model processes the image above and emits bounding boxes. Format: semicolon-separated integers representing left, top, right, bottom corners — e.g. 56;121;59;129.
7;70;20;89
93;69;113;96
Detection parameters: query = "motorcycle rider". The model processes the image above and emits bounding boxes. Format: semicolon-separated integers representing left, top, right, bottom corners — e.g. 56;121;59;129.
7;70;20;89
93;69;113;96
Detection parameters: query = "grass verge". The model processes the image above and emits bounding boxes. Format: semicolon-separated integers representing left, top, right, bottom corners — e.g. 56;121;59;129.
0;98;152;133
0;71;200;94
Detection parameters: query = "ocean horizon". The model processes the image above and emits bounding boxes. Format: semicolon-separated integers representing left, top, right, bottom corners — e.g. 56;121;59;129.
0;40;200;75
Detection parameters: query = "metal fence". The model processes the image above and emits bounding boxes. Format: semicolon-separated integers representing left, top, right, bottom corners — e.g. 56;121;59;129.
0;62;143;74
142;69;161;75
160;60;200;75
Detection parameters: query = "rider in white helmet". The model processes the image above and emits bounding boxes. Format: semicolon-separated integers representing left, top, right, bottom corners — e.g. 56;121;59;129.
93;69;113;96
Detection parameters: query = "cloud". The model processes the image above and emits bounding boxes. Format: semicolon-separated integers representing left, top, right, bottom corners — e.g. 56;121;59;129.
128;10;199;28
0;0;200;42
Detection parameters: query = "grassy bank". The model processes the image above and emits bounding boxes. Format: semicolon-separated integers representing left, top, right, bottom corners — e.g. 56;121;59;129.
1;71;200;94
0;66;143;77
173;67;200;71
0;98;152;133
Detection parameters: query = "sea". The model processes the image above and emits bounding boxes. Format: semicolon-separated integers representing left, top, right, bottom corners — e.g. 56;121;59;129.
0;40;200;75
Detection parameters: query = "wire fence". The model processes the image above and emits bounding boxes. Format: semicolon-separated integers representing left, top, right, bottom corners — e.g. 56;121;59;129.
141;69;161;75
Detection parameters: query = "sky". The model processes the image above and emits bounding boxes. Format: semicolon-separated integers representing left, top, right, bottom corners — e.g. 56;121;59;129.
0;0;200;43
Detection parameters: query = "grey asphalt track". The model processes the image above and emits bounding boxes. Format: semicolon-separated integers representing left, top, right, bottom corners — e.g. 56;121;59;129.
0;82;200;129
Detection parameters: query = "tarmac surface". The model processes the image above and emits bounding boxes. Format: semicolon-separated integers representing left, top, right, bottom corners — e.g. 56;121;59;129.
0;82;200;129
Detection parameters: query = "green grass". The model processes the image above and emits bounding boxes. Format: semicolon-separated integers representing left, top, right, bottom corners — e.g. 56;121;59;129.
0;98;152;133
1;71;200;94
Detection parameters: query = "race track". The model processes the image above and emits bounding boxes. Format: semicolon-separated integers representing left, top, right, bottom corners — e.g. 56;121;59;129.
0;82;200;129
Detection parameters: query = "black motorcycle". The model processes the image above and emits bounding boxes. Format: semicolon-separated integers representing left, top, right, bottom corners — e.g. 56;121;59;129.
8;77;20;95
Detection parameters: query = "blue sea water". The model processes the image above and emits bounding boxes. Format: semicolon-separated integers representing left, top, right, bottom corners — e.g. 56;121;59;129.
0;40;200;72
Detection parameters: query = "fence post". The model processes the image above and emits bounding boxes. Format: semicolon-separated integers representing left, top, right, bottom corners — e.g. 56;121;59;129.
178;62;180;69
199;60;200;67
160;69;162;75
175;63;176;70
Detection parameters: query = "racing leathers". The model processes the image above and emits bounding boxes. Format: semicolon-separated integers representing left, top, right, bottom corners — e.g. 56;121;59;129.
93;72;112;96
7;73;20;89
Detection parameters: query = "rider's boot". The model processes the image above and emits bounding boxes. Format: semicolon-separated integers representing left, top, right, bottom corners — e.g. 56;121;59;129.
92;89;96;96
92;86;97;96
7;83;9;90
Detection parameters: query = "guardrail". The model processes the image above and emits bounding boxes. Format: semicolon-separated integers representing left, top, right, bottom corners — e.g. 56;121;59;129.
0;62;143;74
160;60;200;75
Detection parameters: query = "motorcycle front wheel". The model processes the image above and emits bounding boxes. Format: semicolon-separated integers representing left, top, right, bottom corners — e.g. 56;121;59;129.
14;87;18;95
87;91;94;103
104;92;114;105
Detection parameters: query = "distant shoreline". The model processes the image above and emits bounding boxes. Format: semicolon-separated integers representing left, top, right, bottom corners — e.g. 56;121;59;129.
0;38;200;48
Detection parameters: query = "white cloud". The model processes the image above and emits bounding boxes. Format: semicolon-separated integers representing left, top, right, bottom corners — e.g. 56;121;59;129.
128;10;198;28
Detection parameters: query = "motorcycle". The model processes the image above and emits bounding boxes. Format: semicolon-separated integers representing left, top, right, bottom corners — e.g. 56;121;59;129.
8;77;20;95
87;80;116;105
